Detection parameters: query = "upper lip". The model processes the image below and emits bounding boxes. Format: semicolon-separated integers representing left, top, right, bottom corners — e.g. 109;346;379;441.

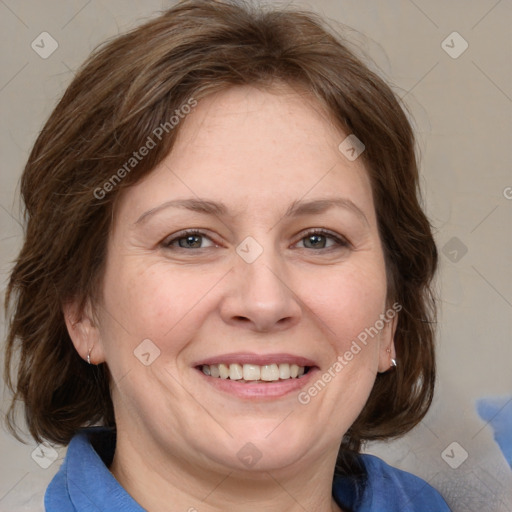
193;352;318;367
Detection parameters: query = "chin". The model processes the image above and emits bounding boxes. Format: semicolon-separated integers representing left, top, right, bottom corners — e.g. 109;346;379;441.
207;423;318;473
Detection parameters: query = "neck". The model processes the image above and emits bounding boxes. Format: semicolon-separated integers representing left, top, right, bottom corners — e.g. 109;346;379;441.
110;432;344;512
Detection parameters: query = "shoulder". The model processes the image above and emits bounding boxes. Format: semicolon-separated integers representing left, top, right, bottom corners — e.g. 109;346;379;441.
362;453;451;507
44;427;144;511
333;454;452;512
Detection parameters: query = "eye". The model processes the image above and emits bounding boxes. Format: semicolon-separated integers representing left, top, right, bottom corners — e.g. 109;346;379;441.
162;230;216;249
161;228;349;252
295;229;350;250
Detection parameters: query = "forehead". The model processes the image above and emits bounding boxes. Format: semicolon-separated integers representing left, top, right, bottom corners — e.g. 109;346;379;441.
174;84;347;175
116;84;374;224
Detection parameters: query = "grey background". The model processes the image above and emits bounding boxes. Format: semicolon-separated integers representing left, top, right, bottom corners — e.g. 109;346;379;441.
1;1;511;510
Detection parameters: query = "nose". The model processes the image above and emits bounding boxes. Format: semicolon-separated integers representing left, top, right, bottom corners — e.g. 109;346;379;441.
219;250;302;333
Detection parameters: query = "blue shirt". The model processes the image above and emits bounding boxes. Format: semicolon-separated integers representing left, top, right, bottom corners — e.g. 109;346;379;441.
45;428;451;511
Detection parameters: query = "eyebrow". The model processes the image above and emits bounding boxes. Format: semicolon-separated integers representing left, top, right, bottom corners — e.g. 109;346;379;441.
135;199;227;224
284;198;369;226
134;197;368;226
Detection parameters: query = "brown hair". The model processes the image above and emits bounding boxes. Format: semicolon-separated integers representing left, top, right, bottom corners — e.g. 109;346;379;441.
4;0;437;472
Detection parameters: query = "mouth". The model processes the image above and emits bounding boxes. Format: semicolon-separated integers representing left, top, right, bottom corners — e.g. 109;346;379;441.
198;362;312;383
193;353;319;399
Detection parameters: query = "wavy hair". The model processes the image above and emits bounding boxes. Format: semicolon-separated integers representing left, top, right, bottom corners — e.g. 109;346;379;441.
4;0;437;474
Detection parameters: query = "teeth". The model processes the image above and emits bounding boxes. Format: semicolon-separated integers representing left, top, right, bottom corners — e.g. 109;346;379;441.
229;363;243;380
243;364;260;381
279;363;291;379
219;363;230;379
261;363;279;381
201;363;307;381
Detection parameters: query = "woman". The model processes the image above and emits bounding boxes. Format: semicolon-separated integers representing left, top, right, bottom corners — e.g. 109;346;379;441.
3;0;451;510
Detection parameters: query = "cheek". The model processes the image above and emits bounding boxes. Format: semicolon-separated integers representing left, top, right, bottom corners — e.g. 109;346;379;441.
100;260;218;352
306;258;388;353
297;261;387;433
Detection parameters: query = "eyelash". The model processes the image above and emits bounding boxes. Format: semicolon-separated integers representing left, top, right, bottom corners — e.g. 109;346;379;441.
162;228;350;251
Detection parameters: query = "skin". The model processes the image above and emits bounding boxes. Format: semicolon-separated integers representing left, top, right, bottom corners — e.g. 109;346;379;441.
65;84;397;512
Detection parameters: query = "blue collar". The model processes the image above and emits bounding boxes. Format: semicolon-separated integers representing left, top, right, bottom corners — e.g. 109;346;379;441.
45;428;450;511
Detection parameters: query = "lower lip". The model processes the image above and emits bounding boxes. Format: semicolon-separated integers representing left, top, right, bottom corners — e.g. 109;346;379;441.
195;367;319;399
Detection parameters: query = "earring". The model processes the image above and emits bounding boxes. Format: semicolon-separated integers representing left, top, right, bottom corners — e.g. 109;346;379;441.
387;348;397;368
87;347;92;365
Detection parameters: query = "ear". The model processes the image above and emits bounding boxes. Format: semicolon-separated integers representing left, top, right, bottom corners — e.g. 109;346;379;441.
62;298;105;365
377;309;398;373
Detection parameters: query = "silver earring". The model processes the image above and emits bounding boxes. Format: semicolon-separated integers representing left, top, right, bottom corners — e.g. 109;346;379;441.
87;348;92;365
387;348;396;368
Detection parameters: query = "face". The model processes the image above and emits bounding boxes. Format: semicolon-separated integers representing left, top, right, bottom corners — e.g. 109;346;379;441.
67;85;396;474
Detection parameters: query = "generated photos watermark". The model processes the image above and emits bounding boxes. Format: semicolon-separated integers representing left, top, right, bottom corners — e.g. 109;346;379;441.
93;97;198;200
297;302;402;405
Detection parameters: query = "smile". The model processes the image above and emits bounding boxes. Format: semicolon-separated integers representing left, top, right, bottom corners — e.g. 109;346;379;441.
200;363;310;382
193;353;318;398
